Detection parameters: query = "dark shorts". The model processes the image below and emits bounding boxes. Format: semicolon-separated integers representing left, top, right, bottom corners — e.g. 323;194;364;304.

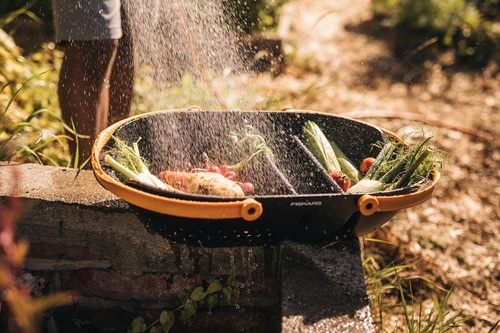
52;0;122;42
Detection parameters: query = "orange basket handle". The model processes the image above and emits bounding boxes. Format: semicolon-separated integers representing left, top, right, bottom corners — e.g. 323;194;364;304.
128;193;264;222
97;175;263;222
93;158;264;221
357;169;440;216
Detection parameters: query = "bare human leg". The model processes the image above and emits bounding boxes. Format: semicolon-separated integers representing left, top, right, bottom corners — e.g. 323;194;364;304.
58;39;118;165
109;12;135;125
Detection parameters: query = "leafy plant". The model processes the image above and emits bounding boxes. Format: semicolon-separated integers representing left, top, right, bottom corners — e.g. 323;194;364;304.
362;238;472;332
222;0;289;35
0;78;71;166
127;277;242;333
371;0;500;66
0;0;44;33
0;9;70;166
0;171;73;333
398;283;471;333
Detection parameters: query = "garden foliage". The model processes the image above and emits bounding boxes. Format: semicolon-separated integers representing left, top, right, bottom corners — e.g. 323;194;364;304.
223;0;289;34
372;0;499;66
0;8;68;165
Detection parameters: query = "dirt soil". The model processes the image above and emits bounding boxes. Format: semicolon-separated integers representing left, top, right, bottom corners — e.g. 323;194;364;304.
248;0;499;331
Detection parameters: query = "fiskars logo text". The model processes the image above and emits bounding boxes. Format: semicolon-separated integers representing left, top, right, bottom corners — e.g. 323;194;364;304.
290;201;322;207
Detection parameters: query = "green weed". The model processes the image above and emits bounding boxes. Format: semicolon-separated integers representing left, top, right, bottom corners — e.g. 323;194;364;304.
363;238;472;332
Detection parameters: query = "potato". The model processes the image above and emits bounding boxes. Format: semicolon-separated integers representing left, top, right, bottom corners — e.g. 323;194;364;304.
187;172;245;197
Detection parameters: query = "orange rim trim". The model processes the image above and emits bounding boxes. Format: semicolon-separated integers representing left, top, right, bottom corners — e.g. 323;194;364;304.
91;109;263;222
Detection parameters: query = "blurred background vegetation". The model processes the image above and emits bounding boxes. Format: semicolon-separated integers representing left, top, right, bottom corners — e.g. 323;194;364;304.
222;0;289;34
1;0;499;165
0;1;65;165
372;0;499;66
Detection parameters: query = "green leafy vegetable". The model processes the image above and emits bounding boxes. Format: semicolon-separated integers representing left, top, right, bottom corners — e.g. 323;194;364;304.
209;124;274;172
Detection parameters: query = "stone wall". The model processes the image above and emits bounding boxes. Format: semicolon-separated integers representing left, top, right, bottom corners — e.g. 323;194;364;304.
0;163;374;332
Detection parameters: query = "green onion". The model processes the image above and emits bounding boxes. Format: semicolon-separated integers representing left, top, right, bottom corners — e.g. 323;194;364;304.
347;132;442;193
104;136;169;190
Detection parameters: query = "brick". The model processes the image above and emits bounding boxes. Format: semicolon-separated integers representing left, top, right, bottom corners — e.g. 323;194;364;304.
1;163;374;331
61;269;203;301
28;243;98;260
25;258;111;271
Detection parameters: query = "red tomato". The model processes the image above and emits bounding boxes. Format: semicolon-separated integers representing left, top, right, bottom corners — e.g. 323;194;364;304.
329;170;351;192
359;157;375;174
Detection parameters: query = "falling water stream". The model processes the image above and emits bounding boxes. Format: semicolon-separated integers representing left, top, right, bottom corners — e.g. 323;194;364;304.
122;0;248;111
121;0;272;313
114;0;310;200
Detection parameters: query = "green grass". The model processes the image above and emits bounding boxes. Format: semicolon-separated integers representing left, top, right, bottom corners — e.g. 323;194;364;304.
362;237;472;332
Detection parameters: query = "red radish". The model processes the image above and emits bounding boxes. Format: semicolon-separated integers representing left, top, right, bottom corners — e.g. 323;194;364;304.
359;157;375;174
238;182;255;195
219;164;232;174
329;170;351;192
200;162;243;182
240;171;251;182
224;170;238;181
207;165;221;173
